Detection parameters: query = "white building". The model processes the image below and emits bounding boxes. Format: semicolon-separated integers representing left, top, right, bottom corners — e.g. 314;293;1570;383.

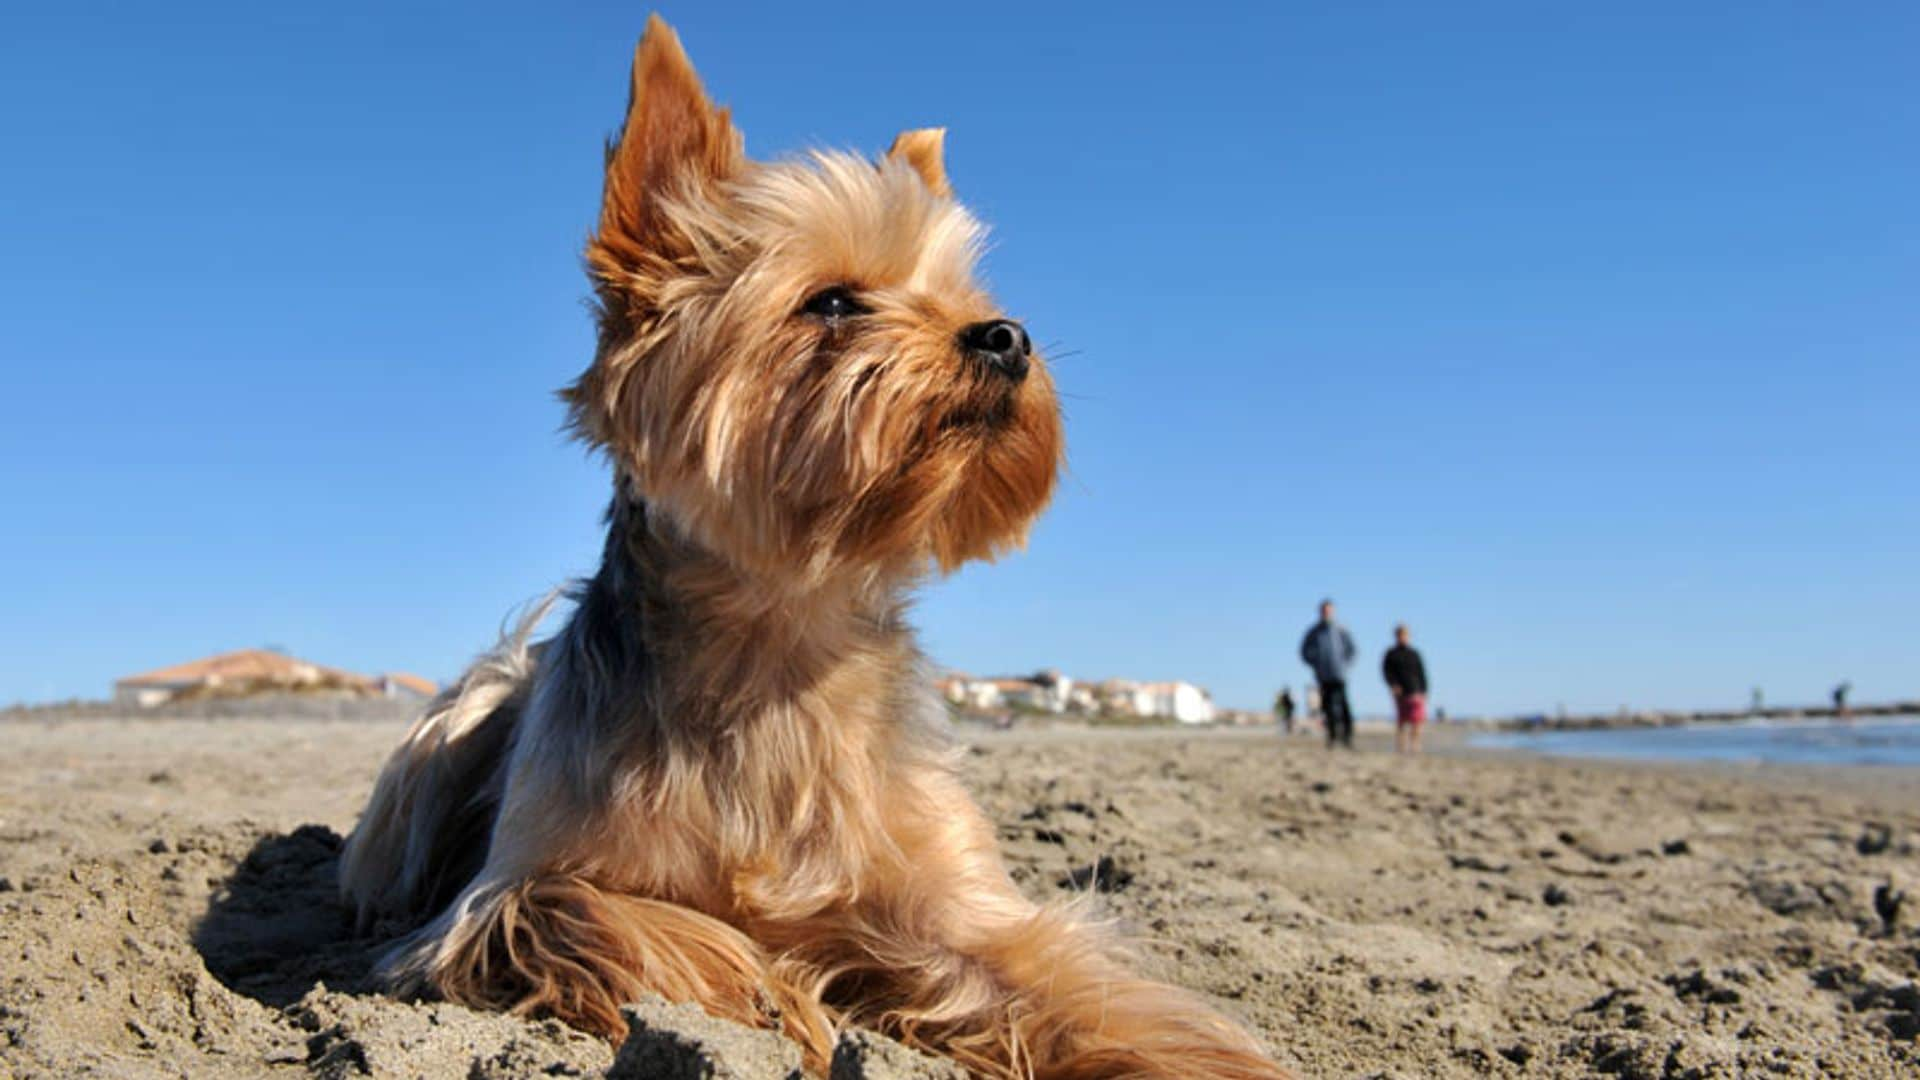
1138;680;1216;724
936;674;1003;711
936;670;1080;714
938;671;1214;724
1095;678;1216;724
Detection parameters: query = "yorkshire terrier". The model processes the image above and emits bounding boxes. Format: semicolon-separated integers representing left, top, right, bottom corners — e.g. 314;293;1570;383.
340;16;1285;1079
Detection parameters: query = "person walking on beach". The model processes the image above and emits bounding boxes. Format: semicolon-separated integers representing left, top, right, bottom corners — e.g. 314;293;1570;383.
1273;687;1296;735
1299;599;1357;748
1382;624;1429;755
1833;680;1853;721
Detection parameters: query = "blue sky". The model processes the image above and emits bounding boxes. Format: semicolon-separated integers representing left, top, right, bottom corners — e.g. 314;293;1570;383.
2;3;1915;716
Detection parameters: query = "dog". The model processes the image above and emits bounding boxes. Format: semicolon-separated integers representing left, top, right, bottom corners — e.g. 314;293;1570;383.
339;16;1287;1079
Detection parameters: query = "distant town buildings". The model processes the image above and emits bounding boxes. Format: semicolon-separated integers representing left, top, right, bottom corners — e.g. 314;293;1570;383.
111;649;1208;724
112;649;437;708
935;670;1218;724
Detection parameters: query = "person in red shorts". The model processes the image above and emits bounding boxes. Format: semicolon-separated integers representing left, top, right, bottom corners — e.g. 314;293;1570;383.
1382;623;1429;755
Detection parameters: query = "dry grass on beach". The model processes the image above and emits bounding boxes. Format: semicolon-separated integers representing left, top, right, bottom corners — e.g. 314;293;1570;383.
1;716;1916;1078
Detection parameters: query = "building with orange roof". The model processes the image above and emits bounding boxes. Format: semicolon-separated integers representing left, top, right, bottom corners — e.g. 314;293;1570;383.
376;672;440;700
112;649;377;707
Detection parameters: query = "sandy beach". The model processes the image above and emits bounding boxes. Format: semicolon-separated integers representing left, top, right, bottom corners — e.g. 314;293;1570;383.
1;715;1915;1078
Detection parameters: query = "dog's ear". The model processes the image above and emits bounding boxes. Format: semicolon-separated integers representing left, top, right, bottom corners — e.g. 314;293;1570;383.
887;128;950;197
590;15;743;279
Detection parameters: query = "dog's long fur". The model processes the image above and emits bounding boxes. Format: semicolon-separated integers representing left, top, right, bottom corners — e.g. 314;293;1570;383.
340;16;1287;1079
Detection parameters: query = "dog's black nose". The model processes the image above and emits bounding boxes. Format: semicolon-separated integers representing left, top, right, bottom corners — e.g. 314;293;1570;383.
958;319;1031;381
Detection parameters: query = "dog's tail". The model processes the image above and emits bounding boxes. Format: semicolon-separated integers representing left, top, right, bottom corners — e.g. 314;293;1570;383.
339;596;556;932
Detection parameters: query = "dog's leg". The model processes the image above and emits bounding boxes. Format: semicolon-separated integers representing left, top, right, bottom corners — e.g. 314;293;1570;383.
339;626;539;930
389;874;837;1069
807;769;1289;1080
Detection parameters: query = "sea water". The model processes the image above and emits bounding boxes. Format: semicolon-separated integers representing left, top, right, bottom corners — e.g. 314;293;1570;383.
1468;714;1920;768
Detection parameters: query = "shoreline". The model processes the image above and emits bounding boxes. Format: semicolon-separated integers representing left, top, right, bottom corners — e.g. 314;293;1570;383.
1478;699;1920;730
969;721;1920;811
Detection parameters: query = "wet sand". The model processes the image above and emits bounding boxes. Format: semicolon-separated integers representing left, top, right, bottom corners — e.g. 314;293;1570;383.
1;716;1915;1077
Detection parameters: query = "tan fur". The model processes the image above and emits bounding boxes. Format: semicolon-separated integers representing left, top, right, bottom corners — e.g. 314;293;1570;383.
887;128;952;198
340;15;1287;1079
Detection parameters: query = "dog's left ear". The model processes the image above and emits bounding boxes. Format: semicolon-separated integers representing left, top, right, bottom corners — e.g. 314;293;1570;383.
887;128;951;197
590;15;744;282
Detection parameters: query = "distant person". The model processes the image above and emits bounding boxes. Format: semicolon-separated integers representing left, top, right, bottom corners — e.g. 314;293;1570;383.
1833;680;1853;720
1382;623;1429;755
1273;687;1296;734
1299;599;1357;748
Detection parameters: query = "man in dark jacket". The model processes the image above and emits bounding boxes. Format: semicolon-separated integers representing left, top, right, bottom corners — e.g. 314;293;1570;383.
1299;600;1357;748
1382;623;1429;754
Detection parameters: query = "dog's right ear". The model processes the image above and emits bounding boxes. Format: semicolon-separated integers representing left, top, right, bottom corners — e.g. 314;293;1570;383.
588;15;743;285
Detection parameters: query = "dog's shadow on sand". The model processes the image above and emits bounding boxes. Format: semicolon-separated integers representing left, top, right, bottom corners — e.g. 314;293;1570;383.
194;825;385;1008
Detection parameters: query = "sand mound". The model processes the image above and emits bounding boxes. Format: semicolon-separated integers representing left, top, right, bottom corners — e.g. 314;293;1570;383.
0;817;955;1079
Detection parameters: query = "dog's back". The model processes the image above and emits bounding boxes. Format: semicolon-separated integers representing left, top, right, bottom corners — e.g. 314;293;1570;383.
339;616;543;931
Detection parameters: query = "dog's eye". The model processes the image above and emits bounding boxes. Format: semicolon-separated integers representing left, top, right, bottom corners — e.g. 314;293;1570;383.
800;286;869;320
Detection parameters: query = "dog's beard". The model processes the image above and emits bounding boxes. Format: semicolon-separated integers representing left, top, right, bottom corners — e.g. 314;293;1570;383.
825;366;1062;573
